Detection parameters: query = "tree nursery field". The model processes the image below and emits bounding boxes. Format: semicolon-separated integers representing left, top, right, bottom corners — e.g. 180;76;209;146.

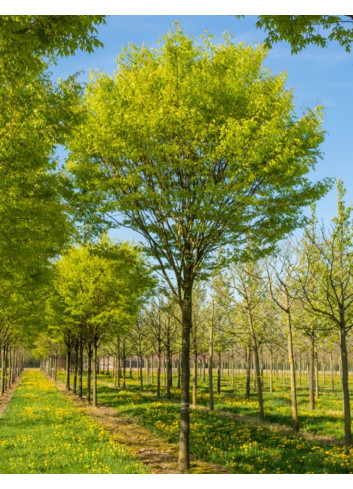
2;14;353;476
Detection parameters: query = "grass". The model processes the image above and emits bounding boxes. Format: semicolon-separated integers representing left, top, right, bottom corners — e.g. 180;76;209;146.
0;370;148;474
63;368;351;440
55;368;353;473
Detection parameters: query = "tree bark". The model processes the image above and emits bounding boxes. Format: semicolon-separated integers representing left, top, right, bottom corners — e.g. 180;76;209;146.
79;337;83;399
139;355;143;392
309;335;315;410
178;295;192;473
217;352;221;395
122;339;126;389
286;308;299;433
73;341;79;394
93;341;98;407
202;354;206;383
177;353;181;389
66;346;71;391
209;319;214;411
315;352;319;400
340;327;352;445
245;345;251;399
269;350;273;394
192;352;197;407
157;349;161;398
87;344;92;404
330;351;335;391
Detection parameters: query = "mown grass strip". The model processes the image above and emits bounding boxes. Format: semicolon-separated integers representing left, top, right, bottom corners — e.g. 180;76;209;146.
0;370;148;474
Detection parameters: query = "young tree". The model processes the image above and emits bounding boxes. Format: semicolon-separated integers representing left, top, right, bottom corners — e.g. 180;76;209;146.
67;26;329;471
298;180;353;445
224;261;269;420
266;247;301;433
50;238;155;406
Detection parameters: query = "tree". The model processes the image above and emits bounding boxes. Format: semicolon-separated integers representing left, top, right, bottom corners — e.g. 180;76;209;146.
50;237;155;406
0;15;106;275
297;180;353;445
295;209;332;410
266;246;301;433
255;15;353;53
224;260;269;420
66;26;329;471
0;16;107;355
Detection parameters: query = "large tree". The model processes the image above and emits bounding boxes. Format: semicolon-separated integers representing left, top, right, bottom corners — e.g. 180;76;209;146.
0;15;106;306
66;26;329;471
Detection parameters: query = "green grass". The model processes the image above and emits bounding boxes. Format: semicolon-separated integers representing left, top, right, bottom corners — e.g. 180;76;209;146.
63;368;351;440
56;368;353;473
0;370;148;474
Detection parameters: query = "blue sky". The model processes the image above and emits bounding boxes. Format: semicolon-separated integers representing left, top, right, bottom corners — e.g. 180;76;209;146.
50;15;353;243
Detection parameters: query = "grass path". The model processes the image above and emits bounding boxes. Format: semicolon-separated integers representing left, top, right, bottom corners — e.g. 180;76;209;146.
0;370;148;474
0;373;22;418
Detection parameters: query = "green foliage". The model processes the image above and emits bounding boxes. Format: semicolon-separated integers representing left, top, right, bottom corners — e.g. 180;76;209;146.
67;24;330;295
256;15;353;53
0;15;106;351
0;15;106;78
47;237;156;347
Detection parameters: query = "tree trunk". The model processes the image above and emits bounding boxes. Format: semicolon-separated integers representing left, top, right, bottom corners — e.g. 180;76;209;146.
315;352;319;400
79;337;83;399
192;352;197;407
286;309;299;433
93;342;98;407
122;339;126;389
245;345;251;399
146;356;150;384
309;335;315;410
330;351;335;391
139;355;143;392
209;319;214;411
177;353;181;389
178;295;192;473
298;355;302;386
151;355;154;384
166;336;171;400
340;327;352;446
113;357;117;386
87;344;92;404
202;354;206;383
157;350;161;398
217;352;221;395
1;345;7;395
231;352;235;388
248;309;264;420
66;346;71;391
73;341;79;394
269;350;273;394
